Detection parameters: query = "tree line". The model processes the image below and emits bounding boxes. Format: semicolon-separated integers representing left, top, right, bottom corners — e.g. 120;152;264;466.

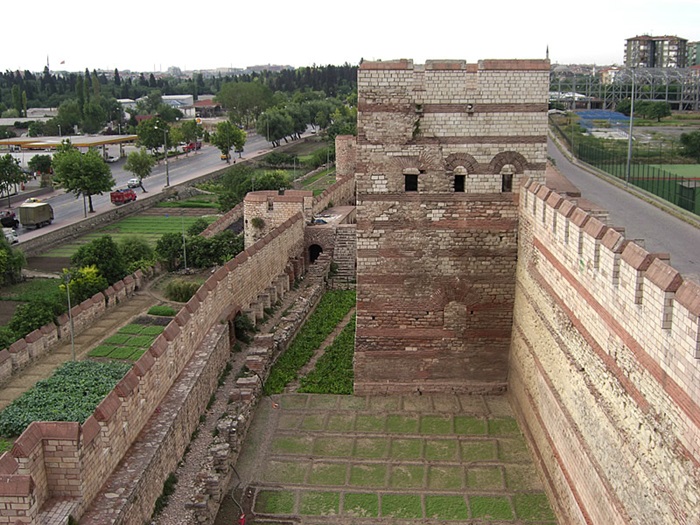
0;64;357;117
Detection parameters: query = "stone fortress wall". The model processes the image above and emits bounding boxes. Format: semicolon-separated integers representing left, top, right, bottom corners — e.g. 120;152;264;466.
0;144;358;523
510;179;700;524
0;213;308;523
354;58;549;395
2;57;699;525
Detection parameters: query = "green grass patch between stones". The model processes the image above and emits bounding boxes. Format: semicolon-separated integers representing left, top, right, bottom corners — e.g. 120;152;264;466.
255;490;294;514
426;495;469;520
470;495;513;520
299;491;339;516
381;494;422;519
343;493;379;518
349;464;386;487
513;493;556;520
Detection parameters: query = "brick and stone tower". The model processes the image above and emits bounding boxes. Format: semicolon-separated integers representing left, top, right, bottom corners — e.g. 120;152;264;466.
354;58;549;395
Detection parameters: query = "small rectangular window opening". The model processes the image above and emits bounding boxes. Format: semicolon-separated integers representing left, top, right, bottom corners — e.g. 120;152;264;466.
405;174;418;192
454;175;465;192
502;173;513;193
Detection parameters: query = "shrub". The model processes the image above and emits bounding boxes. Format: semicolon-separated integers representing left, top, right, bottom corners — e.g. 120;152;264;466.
187;218;210;236
234;313;255;344
0;326;16;350
118;235;155;267
251;217;265;229
164;278;201;302
62;266;108;304
72;235;127;285
148;305;177;316
263;151;295;166
8;302;55;339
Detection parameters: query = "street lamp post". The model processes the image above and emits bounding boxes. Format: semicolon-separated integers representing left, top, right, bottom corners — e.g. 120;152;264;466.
63;273;75;361
156;124;170;187
163;127;170;187
58;124;62;138
625;69;636;187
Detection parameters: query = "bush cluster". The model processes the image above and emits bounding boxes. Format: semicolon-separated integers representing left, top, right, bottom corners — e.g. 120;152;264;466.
164;278;202;302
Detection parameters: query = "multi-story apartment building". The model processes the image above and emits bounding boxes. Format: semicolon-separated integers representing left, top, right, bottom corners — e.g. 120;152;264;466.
688;41;700;66
625;35;688;68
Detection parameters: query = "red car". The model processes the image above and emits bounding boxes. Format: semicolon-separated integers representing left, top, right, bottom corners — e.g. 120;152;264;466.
110;189;137;205
182;141;202;152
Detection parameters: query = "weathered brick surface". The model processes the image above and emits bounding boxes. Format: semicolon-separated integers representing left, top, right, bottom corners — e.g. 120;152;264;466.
355;58;548;394
510;182;700;524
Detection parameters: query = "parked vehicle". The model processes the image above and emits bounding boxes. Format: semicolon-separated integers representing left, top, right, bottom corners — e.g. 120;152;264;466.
110;189;137;205
127;178;141;188
3;228;18;244
183;141;202;152
0;210;19;228
19;202;54;228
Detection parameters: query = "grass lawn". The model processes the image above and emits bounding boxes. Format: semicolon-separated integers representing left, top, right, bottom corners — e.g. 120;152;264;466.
40;214;219;258
0;278;60;302
648;164;700;177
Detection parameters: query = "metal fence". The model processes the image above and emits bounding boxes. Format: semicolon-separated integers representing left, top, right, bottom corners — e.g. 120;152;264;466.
550;119;700;216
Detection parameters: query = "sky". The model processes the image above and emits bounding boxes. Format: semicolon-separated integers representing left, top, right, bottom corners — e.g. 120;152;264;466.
3;0;699;74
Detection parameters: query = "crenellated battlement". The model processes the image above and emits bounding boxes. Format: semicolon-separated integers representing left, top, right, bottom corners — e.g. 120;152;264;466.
513;177;700;524
522;178;700;367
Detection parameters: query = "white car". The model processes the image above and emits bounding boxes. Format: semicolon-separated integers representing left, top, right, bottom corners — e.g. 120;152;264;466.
127;178;141;188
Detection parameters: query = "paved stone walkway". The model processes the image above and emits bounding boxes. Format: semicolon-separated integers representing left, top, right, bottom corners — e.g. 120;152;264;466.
230;393;557;524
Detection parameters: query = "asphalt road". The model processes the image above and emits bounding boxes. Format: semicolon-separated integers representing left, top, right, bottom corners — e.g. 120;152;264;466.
548;139;700;283
15;131;275;242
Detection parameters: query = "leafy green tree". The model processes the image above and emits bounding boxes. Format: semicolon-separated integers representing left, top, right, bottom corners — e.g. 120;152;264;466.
642;101;671;122
217;165;291;211
0;236;25;286
286;103;310;139
0;154;27;208
11;85;22;116
71;235;126;285
136;117;169;153
28;154;53;176
215;81;273;127
326;105;357;141
8;302;55;339
82;100;107;134
155;232;185;271
680;131;700;162
117;235;154;270
124;147;155;192
62;266;108;304
55;99;83;135
52;142;115;213
256;108;294;147
180;119;203;149
211;121;246;162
